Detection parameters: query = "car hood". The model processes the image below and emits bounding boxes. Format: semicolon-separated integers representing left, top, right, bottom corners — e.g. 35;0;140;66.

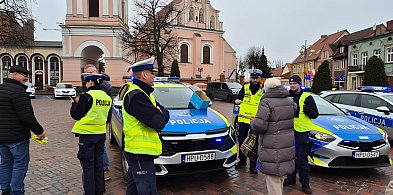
313;116;383;141
163;108;229;134
55;88;75;92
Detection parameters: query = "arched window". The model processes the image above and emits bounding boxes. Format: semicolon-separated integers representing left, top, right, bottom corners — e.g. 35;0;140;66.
180;44;189;63
2;56;11;82
199;8;204;23
189;7;194;21
17;56;28;69
49;57;60;86
203;46;211;64
34;56;43;70
210;15;215;29
89;0;99;17
177;13;182;25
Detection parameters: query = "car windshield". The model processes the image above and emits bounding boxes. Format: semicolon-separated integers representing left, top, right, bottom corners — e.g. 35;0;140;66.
226;82;242;89
57;84;73;89
24;82;33;88
382;94;393;103
313;96;346;116
153;87;194;109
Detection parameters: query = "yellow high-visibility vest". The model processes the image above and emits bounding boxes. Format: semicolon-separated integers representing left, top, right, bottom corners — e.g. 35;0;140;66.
238;83;263;124
72;90;112;134
122;83;162;156
294;92;313;132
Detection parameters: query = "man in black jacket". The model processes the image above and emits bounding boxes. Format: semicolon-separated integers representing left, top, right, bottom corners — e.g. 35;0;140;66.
284;75;319;194
0;65;45;195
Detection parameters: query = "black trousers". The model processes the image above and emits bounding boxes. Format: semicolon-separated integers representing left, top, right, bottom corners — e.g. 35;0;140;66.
237;122;256;169
287;131;312;184
125;152;157;195
77;134;106;195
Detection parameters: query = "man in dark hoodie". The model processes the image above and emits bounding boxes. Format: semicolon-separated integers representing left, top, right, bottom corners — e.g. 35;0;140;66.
0;65;45;195
234;69;263;174
284;75;319;194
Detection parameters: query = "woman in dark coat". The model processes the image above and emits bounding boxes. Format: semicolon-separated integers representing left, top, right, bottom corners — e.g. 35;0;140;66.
250;78;297;195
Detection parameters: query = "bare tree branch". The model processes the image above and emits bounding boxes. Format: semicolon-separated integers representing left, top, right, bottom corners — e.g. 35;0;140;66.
0;0;35;48
121;0;181;76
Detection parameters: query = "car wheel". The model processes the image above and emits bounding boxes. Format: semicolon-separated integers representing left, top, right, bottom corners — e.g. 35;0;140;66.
208;93;214;100
108;122;117;145
227;95;233;103
53;95;57;99
121;151;129;180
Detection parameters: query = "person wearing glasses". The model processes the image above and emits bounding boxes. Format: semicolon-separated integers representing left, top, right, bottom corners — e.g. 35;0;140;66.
0;65;46;195
283;75;319;194
234;69;263;175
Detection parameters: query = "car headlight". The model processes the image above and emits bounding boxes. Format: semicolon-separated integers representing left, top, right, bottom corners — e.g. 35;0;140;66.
309;130;336;142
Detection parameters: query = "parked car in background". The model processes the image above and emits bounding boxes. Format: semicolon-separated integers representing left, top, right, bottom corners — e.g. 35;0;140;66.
206;82;242;102
25;82;36;99
53;83;76;99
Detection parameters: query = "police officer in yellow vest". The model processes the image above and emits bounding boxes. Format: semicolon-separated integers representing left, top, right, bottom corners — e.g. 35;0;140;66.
123;57;169;195
284;75;319;194
70;73;112;195
234;69;263;174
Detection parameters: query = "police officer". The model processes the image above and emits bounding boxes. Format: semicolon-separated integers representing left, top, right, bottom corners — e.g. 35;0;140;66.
122;57;169;195
70;74;112;195
234;69;263;174
284;75;319;194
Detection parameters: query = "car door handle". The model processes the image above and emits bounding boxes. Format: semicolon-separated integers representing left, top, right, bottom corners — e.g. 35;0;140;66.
358;111;365;114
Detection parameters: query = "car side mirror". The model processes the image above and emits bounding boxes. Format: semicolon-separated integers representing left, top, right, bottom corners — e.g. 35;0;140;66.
73;87;76;89
52;86;56;89
376;106;390;115
34;87;37;89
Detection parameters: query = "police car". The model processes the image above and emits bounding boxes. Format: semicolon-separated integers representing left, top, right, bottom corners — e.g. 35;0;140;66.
233;94;391;168
320;86;393;140
109;77;237;178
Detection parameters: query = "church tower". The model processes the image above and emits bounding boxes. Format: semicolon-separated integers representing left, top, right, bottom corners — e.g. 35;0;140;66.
61;0;130;86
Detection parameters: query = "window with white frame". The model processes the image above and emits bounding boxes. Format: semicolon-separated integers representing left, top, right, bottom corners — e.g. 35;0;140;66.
301;64;305;72
308;63;312;71
293;65;297;73
341;60;346;69
17;56;28;69
361;52;368;65
373;49;381;58
335;61;340;70
180;44;189;63
2;56;12;82
202;45;212;64
298;65;301;72
352;53;358;66
387;47;393;63
339;47;344;54
322;51;328;59
49;57;60;86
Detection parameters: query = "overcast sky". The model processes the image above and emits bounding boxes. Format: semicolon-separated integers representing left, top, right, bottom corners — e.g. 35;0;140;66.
32;0;393;65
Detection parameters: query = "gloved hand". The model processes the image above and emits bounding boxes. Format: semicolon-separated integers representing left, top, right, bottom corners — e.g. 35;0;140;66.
32;135;48;145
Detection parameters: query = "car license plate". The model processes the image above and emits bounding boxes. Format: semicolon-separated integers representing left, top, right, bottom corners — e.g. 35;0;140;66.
352;151;380;158
182;153;215;163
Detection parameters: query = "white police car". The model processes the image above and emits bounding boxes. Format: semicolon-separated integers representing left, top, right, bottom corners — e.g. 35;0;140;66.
233;94;391;168
320;86;393;140
109;77;237;178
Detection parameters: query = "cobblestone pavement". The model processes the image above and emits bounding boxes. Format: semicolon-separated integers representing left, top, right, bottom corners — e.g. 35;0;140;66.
14;97;393;194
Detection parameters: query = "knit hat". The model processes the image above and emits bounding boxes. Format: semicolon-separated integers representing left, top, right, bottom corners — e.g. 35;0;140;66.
289;75;302;85
263;78;281;92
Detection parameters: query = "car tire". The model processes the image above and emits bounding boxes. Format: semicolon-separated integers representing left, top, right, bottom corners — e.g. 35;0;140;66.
121;151;129;180
53;95;57;99
108;122;117;145
227;95;233;103
208;93;214;100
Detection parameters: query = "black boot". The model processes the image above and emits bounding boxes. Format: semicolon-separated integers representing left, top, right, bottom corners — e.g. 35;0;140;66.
1;192;11;195
301;183;312;194
249;167;258;175
283;178;296;186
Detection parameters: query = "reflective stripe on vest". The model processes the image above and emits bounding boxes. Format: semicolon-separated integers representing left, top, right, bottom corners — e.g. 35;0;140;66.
294;92;313;132
72;90;112;134
122;83;162;156
238;83;263;124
